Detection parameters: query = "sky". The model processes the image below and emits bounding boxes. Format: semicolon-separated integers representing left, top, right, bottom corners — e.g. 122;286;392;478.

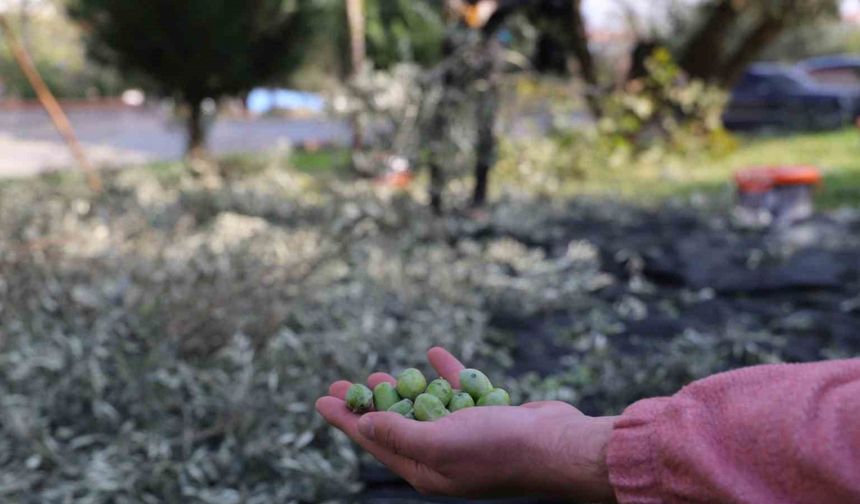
583;0;656;28
1;0;858;27
583;0;860;29
582;0;699;29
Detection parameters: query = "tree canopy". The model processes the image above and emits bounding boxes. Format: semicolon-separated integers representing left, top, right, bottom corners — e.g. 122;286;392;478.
676;0;840;86
67;0;314;154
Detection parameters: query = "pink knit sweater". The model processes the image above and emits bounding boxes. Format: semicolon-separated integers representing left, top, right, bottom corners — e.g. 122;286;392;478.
607;359;860;503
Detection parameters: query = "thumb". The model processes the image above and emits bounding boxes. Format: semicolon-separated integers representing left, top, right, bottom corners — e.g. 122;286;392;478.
358;413;434;459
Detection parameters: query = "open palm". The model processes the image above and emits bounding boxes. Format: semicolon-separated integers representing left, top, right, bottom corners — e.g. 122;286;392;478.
316;347;617;501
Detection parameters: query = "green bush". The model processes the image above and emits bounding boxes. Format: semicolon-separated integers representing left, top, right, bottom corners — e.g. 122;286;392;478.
0;11;130;100
496;48;737;196
597;48;731;157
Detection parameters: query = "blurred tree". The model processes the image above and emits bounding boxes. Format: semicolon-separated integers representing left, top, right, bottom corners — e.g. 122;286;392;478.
301;0;445;80
67;0;313;158
760;18;860;61
345;0;367;77
677;0;839;86
524;0;840;118
0;1;126;100
346;0;366;154
526;0;600;115
365;0;446;69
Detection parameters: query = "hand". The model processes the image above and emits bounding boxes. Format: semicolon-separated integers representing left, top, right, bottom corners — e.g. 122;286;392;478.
316;347;618;502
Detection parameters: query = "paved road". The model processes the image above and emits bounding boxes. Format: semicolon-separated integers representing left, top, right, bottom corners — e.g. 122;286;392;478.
0;106;352;178
0;105;590;178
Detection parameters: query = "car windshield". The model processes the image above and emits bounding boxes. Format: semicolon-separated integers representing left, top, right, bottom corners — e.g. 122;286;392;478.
766;72;809;92
738;68;816;94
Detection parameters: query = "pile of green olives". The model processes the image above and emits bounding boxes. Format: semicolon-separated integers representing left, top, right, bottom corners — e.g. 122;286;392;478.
345;368;511;421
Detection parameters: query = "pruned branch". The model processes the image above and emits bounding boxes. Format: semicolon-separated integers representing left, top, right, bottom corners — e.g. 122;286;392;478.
0;14;102;192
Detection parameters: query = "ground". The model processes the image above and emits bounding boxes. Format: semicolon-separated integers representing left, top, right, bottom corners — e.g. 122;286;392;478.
0;132;858;503
0;105;350;177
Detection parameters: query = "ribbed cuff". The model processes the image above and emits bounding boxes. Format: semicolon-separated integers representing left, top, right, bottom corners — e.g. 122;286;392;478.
606;397;673;504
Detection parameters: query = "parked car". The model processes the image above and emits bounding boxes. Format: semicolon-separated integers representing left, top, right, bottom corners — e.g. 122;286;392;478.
797;54;860;87
723;63;860;131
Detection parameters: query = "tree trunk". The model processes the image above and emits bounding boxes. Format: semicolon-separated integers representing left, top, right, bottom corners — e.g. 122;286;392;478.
345;0;366;76
472;160;490;208
346;0;366;153
472;80;499;208
678;0;742;82
429;162;444;215
628;40;660;82
569;0;601;117
718;17;784;87
187;99;206;159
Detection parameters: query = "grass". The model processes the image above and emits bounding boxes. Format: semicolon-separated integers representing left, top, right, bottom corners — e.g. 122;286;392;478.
528;129;860;209
290;148;351;174
231;129;860;211
7;129;860;210
121;147;352;184
680;129;860;209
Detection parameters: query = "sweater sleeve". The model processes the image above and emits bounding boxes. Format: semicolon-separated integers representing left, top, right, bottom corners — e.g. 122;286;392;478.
606;359;860;504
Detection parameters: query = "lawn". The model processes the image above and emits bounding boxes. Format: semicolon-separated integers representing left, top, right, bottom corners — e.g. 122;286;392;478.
143;147;352;183
677;129;860;209
11;128;859;212
304;129;860;211
227;128;860;211
500;128;860;209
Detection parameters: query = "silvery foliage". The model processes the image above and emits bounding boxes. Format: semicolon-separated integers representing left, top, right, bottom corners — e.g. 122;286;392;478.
0;165;609;502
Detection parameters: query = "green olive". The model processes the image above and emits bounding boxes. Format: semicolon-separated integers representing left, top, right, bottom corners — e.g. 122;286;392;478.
373;382;401;412
477;388;511;406
345;383;374;413
387;398;414;417
414;393;449;421
448;392;475;412
459;369;493;401
396;368;427;401
425;378;453;407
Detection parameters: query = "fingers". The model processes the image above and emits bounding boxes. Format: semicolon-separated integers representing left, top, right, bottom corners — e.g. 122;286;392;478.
427;347;465;388
367;372;397;389
315;397;422;474
329;380;352;399
358;412;437;460
317;398;451;495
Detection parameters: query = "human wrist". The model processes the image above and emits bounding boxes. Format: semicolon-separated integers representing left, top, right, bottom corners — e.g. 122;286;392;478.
586;415;619;503
541;414;619;502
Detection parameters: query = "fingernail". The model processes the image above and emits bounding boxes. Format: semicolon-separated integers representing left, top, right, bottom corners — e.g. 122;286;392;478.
358;416;375;440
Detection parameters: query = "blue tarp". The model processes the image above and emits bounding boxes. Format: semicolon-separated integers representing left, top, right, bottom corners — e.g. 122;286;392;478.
247;88;326;115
